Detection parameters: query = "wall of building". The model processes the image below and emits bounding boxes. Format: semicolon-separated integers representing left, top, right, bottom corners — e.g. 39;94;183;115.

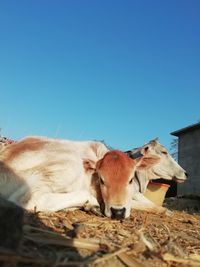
177;128;200;195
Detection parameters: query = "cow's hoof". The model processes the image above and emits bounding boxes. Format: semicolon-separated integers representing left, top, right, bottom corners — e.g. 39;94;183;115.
82;202;103;217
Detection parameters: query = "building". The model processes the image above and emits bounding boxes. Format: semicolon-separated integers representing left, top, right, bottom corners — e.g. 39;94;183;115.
171;122;200;196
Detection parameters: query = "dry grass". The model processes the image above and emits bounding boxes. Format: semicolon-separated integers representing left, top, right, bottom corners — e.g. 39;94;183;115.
1;204;200;267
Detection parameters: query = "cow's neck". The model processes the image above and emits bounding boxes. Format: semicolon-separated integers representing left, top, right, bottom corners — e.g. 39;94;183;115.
136;170;149;194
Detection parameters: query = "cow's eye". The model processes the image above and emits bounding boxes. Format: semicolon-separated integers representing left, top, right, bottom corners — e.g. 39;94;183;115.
99;177;105;185
129;178;133;184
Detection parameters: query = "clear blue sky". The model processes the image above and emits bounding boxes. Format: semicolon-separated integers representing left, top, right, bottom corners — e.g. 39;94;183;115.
0;0;199;151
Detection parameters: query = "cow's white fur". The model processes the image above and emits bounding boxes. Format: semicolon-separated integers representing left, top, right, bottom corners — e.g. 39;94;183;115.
0;136;108;211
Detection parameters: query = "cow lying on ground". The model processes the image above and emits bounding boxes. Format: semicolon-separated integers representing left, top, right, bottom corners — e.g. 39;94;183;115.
125;139;187;211
0;136;160;219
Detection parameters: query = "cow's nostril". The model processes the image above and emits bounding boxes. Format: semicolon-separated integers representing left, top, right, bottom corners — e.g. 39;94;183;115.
185;172;188;178
110;207;126;220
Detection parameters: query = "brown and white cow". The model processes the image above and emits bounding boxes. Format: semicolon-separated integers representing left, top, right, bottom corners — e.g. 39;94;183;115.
0;136;160;219
96;150;160;218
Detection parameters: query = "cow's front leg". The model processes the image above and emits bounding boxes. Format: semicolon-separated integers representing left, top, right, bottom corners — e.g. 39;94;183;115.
25;190;99;212
131;193;166;213
133;192;159;205
82;201;103;216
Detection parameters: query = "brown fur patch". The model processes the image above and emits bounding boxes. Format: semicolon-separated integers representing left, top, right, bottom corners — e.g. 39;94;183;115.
96;150;135;188
2;137;46;163
96;150;136;205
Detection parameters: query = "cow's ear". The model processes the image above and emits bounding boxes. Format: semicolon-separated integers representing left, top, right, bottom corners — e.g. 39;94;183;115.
140;145;149;155
135;155;160;170
83;159;96;173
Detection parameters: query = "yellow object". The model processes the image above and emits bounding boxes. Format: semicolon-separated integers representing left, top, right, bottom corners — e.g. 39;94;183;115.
144;182;170;206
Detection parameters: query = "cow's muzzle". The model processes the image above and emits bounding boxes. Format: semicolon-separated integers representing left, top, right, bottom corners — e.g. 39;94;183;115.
174;171;188;183
110;207;126;220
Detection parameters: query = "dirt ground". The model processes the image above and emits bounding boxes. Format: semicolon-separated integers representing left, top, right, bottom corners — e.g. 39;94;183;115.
1;200;200;267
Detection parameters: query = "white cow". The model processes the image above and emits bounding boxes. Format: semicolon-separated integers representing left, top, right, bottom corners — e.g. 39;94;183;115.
125;139;187;210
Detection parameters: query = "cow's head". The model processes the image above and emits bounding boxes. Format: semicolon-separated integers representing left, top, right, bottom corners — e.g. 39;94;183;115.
126;139;188;183
95;150;160;219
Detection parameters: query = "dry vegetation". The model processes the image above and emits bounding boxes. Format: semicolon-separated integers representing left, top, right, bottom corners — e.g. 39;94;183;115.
1;201;200;267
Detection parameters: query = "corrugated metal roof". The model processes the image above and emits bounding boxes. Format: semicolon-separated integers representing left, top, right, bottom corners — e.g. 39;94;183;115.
171;122;200;136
